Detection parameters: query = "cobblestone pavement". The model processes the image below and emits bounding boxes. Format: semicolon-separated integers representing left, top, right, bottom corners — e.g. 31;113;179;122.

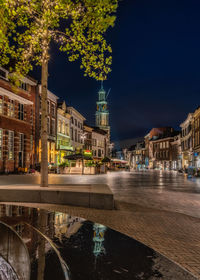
2;170;200;278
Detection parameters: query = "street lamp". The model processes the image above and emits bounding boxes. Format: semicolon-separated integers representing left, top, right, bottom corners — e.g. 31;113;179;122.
80;132;87;175
80;132;87;146
109;142;114;157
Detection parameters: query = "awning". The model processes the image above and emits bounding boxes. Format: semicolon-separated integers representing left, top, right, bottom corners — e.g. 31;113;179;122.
64;153;93;160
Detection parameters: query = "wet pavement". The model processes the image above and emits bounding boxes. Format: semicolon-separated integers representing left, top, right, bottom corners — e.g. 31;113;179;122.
1;170;200;218
1;171;200;278
0;204;196;280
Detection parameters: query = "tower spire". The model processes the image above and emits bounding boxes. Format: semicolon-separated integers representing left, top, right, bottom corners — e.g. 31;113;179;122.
101;80;103;90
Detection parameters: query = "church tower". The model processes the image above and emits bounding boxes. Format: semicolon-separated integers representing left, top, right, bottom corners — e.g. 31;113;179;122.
95;82;110;135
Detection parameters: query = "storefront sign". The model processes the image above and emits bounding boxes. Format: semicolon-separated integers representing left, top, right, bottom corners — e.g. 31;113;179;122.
83;150;92;156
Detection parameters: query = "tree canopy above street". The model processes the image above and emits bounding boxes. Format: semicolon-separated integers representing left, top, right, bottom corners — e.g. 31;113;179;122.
0;0;118;81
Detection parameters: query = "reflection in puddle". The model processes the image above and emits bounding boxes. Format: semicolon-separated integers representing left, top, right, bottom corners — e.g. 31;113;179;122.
0;255;19;280
0;205;196;280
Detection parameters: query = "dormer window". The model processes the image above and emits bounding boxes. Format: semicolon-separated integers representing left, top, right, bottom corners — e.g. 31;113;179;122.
19;81;29;91
0;68;7;80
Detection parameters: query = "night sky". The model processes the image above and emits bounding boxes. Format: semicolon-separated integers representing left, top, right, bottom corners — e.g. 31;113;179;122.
32;0;200;144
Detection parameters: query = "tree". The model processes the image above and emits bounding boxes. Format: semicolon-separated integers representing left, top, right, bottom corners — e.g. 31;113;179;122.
0;0;118;187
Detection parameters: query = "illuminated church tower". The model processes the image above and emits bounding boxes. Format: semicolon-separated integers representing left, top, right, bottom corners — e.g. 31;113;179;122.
95;82;110;135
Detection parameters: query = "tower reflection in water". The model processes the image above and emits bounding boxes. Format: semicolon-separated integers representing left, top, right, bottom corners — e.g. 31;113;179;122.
0;205;70;280
93;223;107;258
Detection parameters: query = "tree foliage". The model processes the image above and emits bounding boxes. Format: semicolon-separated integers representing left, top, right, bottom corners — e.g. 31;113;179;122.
0;0;118;80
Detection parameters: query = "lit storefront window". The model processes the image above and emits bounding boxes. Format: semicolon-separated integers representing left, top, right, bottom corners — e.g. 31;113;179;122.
51;142;55;163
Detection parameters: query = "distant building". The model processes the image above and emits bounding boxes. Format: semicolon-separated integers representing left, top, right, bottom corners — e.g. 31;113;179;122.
145;127;180;170
67;106;85;152
35;86;58;166
56;101;73;165
83;124;93;151
83;124;108;161
180;113;193;168
192;107;200;168
92;127;107;160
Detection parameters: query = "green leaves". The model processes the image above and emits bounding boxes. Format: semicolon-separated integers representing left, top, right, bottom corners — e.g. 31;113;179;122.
0;0;118;81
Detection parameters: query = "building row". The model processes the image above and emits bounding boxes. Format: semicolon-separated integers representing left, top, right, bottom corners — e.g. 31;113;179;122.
0;66;110;173
124;109;200;171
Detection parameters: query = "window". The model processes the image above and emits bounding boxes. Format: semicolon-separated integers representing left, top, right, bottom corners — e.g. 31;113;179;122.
47;117;50;134
30;108;33;124
30;135;33;151
98;149;101;157
62;121;65;134
166;141;169;148
75;129;77;142
18;104;24;120
51;103;55;117
160;142;162;149
58;120;61;133
39;113;41;130
163;142;165;149
71;117;74;124
65;124;69;136
19;133;24;152
51;119;55;135
0;129;2;159
47;101;50;114
0;69;7;79
8;131;14;160
8;100;14;117
71;128;74;140
0;96;3;114
19;82;29;91
75;119;77;126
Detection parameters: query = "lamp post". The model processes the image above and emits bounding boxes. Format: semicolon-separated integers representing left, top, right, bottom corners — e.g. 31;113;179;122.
80;132;87;175
109;142;114;158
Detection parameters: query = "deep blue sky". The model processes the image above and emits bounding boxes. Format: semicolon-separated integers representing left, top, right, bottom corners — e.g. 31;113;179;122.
33;0;200;143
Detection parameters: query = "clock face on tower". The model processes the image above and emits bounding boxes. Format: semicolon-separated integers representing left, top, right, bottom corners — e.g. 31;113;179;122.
97;104;107;112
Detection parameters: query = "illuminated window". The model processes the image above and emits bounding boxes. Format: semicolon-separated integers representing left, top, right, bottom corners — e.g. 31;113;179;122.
8;100;14;117
62;121;65;134
163;142;165;148
58;119;61;133
0;129;2;159
160;142;162;149
8;131;14;160
0;96;3;114
65;124;69;136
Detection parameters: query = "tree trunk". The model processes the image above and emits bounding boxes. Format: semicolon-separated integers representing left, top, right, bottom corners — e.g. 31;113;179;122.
40;60;48;187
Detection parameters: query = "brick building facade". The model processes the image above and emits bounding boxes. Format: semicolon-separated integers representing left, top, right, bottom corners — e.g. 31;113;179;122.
0;67;37;173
